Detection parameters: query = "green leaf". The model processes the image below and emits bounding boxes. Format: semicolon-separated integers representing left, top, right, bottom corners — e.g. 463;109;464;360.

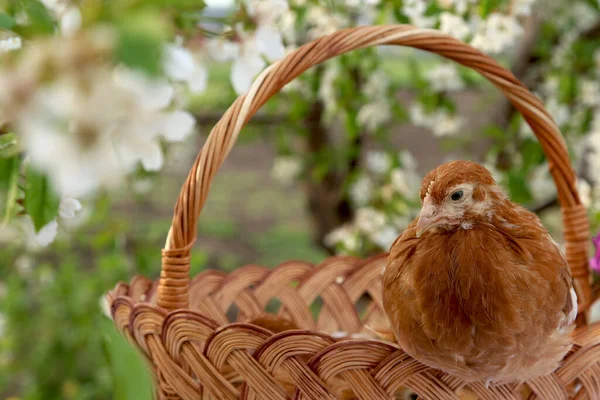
0;13;15;29
508;171;533;204
558;73;576;104
480;0;502;17
114;10;171;76
24;166;60;232
20;0;55;35
146;0;205;9
520;139;544;173
0;155;21;223
392;1;410;23
101;318;153;400
0;133;20;158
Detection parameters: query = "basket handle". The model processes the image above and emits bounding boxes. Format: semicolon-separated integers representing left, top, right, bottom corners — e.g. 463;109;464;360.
157;25;592;320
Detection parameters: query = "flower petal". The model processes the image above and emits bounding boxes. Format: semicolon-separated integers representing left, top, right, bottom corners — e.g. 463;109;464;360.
35;219;58;247
188;65;208;93
113;68;173;112
58;197;82;219
138;141;164;171
255;25;285;61
231;51;265;94
206;39;238;62
163;44;196;81
60;7;81;37
161;111;196;142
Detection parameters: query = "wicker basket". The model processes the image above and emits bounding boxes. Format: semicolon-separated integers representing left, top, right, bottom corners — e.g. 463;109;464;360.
106;25;600;399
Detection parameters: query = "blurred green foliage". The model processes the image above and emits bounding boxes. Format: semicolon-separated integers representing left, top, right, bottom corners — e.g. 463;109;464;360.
0;193;160;399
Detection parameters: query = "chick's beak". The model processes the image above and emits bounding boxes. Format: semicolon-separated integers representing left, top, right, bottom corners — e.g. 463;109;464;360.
416;203;438;238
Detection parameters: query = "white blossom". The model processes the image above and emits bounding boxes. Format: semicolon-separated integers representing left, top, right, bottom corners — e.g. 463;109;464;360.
163;43;208;94
40;0;68;14
40;1;81;37
350;175;373;205
370;225;399;250
529;163;556;202
412;102;465;137
393;216;411;230
541;76;560;97
470;13;523;54
319;62;341;111
592;186;600;212
5;41;197;198
58;198;82;219
512;0;536;16
580;79;600;106
545;97;570;127
586;130;600;184
398;150;418;170
380;184;396;202
363;70;389;99
0;37;22;53
100;295;112;319
444;0;477;14
16;217;58;249
247;0;288;58
439;12;470;40
60;7;81;37
15;255;33;277
519;119;535;140
220;33;266;95
391;169;410;197
33;220;58;247
279;11;297;44
208;0;288;94
132;178;154;195
590;299;600;324
402;0;436;28
391;167;421;199
357;101;392;132
366;151;391;175
271;156;302;185
305;6;348;39
425;63;464;92
355;207;387;234
325;224;356;248
409;103;430;127
577;179;592;208
431;112;465;137
570;3;599;33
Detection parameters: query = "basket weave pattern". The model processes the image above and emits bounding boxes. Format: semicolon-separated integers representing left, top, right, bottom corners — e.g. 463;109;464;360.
106;25;600;399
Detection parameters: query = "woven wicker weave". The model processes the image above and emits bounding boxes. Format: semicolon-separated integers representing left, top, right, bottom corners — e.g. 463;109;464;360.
106;25;600;399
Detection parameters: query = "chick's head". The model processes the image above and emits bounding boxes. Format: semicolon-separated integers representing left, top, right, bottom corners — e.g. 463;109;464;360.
416;160;502;237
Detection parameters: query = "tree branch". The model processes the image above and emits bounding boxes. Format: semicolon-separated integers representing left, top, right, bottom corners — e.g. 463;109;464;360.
527;197;559;214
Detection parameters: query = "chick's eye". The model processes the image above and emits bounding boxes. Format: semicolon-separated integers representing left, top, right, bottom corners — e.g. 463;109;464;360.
451;190;463;201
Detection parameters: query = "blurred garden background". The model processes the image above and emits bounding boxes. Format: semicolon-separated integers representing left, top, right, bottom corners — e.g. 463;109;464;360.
1;0;600;398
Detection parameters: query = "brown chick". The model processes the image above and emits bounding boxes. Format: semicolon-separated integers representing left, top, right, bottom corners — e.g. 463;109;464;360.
382;160;577;386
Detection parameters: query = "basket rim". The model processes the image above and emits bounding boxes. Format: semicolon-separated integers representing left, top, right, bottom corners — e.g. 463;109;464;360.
152;24;592;320
105;256;600;399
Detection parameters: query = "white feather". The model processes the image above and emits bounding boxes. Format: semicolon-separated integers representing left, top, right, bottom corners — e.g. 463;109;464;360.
567;287;578;326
